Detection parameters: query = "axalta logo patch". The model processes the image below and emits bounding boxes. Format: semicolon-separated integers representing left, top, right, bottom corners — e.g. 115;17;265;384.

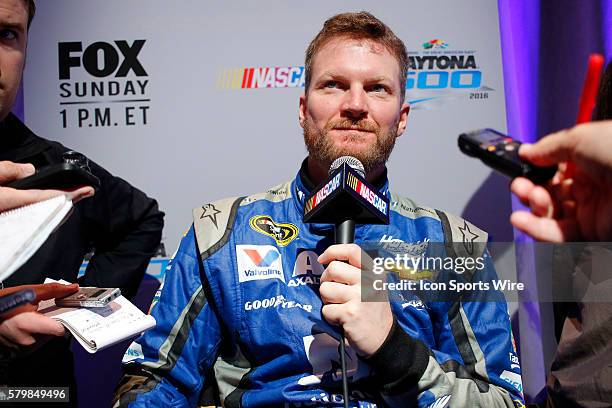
236;245;285;283
289;250;324;287
249;215;299;247
500;370;523;394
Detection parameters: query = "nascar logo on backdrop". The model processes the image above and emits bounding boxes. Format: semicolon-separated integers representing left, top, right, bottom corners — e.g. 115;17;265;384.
217;66;305;89
217;39;493;109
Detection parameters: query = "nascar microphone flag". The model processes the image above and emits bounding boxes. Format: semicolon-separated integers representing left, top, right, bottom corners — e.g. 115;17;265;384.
303;163;389;225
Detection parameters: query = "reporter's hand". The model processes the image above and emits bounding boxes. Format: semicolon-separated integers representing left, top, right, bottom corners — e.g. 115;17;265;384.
0;312;66;348
0;160;94;211
0;283;79;319
318;244;393;357
510;121;612;241
0;283;78;348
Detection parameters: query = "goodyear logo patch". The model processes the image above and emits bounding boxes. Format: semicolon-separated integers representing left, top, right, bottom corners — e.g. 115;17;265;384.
249;215;298;246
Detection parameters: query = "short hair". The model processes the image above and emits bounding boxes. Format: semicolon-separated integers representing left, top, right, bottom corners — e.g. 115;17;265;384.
21;0;35;28
594;61;612;121
304;12;409;101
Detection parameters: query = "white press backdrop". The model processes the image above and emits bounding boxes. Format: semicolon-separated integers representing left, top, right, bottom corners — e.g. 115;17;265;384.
23;0;510;253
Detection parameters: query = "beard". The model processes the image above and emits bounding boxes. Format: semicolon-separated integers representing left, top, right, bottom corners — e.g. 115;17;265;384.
303;116;397;174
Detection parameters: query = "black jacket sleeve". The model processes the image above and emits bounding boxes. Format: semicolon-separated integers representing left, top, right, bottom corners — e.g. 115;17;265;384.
77;159;164;298
0;114;164;296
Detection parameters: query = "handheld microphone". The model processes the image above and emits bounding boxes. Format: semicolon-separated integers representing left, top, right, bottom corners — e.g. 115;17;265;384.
303;156;389;236
302;156;390;407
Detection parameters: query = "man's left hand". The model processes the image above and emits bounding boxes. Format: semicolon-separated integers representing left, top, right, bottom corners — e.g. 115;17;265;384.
0;160;95;212
318;243;393;357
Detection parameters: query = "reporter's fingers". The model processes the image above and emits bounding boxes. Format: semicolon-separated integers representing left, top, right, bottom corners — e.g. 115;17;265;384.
14;312;65;336
519;129;578;167
528;186;555;218
0;303;37;320
561;200;576;218
66;186;95;203
0;312;65;347
510;211;579;242
34;283;79;302
0;283;78;320
511;178;554;217
0;187;62;211
0;185;94;212
0;326;35;347
0;161;35;184
510;177;535;206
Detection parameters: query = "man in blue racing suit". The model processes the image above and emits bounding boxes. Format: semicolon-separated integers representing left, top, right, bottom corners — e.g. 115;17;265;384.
114;12;524;408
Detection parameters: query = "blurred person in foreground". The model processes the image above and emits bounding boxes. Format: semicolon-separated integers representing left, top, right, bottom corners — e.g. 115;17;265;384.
114;12;523;408
511;61;612;407
0;0;164;405
510;121;612;242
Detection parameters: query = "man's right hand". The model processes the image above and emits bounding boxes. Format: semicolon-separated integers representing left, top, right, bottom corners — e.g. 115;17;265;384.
0;283;79;348
510;121;612;242
0;160;94;211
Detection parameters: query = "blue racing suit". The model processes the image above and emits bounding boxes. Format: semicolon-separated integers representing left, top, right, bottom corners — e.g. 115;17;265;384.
114;168;524;408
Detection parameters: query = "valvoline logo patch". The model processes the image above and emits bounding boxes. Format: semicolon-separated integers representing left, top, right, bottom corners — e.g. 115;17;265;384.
236;245;285;283
244;248;280;267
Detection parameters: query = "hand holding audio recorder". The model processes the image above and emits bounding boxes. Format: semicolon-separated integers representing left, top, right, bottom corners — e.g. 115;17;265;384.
458;128;557;184
6;151;100;191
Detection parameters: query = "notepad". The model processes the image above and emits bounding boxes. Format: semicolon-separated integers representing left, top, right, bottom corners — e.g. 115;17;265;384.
38;279;156;353
0;194;73;282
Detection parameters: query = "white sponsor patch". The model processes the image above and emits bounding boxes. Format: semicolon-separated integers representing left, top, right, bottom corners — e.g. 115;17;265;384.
500;370;523;393
122;342;143;363
289;250;323;287
298;333;370;386
292;250;324;277
236;245;285;283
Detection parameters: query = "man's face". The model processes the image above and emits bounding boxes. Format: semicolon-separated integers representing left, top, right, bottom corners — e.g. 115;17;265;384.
0;0;27;122
299;37;409;175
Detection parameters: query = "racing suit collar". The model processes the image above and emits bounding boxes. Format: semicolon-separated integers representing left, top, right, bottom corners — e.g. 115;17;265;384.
293;158;390;233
